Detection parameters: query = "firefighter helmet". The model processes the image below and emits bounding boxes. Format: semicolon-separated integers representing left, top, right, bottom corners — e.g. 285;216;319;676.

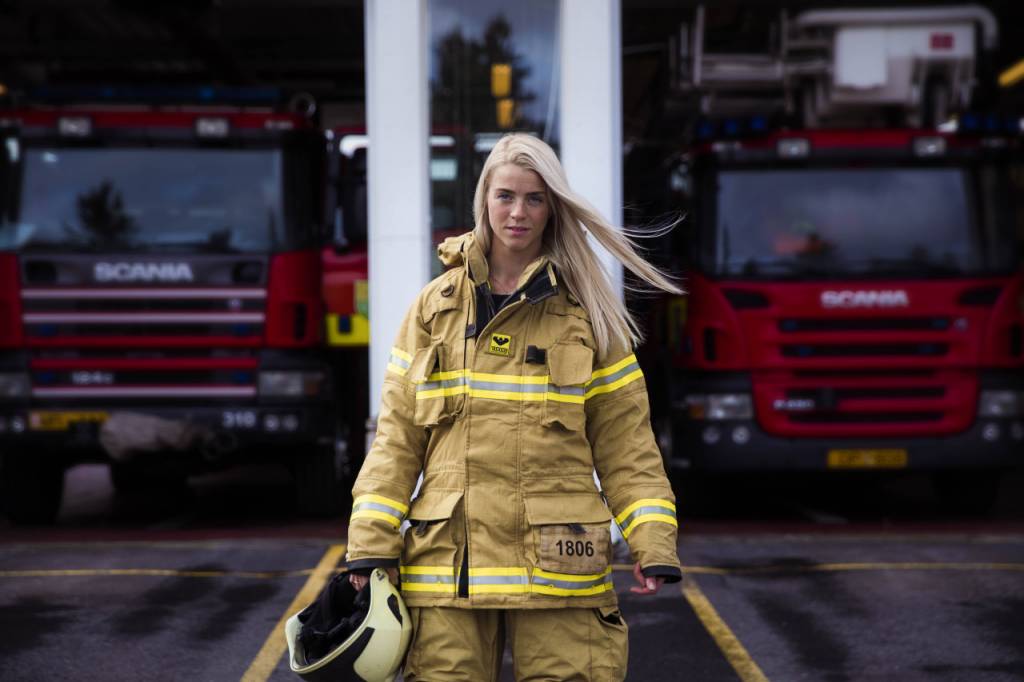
285;568;411;682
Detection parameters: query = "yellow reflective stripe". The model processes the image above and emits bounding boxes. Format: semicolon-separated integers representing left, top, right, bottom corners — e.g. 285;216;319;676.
615;498;676;524
402;583;457;593
589;354;638;382
391;347;413;363
622;514;679;539
466;566;530;594
386;363;408;377
531;567;614;596
425;368;468;382
416;385;470;399
547;392;585;404
400;565;456;593
353;494;409;514
584;369;644;399
350;510;402;527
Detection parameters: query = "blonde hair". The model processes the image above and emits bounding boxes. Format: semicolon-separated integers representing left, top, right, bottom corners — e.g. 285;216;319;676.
472;133;683;356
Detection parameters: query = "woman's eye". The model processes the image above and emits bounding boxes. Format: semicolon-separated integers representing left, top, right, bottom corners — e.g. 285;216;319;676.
527;196;544;206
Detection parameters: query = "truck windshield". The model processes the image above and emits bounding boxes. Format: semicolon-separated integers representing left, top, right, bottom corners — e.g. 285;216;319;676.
709;164;1021;278
0;146;291;253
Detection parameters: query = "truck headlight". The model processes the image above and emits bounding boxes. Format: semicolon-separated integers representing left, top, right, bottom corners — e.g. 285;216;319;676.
259;371;325;397
0;373;30;398
684;393;753;420
977;390;1024;417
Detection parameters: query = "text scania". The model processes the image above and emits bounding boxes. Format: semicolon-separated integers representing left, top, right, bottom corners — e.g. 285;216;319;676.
820;290;910;309
94;262;195;283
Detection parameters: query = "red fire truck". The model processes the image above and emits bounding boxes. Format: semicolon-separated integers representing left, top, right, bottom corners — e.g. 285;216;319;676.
651;6;1024;511
0;89;343;523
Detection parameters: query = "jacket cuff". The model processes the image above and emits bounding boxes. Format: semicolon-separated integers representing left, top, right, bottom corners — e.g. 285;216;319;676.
642;564;682;583
345;557;400;573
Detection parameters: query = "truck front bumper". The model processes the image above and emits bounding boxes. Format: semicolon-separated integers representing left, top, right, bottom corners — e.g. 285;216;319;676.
669;413;1024;472
0;403;335;465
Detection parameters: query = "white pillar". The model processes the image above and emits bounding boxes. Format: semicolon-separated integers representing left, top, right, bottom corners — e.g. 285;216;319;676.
364;0;431;425
559;0;623;298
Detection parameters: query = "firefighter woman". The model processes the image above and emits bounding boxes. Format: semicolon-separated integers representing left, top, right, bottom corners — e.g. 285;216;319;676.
346;133;683;680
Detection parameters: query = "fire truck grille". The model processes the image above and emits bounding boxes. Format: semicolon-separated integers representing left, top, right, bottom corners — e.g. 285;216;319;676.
21;287;265;401
780;343;949;358
779;317;950;332
754;370;976;437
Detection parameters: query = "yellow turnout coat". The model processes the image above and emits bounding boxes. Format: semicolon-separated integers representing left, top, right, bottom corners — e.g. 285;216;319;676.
346;232;680;609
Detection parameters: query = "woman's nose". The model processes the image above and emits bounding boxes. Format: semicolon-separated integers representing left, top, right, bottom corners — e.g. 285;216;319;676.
510;199;525;217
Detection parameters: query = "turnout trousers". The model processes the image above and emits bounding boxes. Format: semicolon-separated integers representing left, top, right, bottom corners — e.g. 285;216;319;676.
403;606;629;682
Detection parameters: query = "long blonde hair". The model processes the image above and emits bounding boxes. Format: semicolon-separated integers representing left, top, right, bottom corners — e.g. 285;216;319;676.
472;134;682;356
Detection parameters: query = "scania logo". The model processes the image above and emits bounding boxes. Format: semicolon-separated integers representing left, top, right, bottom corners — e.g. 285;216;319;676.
94;262;194;283
820;290;909;309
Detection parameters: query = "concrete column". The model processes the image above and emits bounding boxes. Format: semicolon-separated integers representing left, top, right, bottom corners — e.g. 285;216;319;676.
559;0;623;298
364;0;431;425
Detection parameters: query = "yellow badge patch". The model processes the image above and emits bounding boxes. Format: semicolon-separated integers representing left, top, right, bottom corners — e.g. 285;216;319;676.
488;333;513;357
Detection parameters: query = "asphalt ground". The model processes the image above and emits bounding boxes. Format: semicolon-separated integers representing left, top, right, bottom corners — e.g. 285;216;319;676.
1;464;1023;681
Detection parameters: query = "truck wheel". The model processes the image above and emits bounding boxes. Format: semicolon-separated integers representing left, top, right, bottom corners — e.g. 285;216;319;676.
1;453;65;525
932;471;1001;517
294;445;343;517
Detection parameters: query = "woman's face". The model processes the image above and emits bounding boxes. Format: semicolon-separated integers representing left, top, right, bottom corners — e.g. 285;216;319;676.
486;163;550;259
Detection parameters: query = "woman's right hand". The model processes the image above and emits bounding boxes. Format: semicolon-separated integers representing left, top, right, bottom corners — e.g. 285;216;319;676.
348;568;399;590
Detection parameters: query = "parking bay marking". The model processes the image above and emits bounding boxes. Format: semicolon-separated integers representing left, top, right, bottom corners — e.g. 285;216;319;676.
241;543;346;682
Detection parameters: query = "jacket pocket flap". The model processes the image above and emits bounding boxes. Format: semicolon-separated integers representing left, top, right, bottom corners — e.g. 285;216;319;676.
547;343;593;387
407;342;441;384
524;493;611;525
423;289;461;324
408;490;464;521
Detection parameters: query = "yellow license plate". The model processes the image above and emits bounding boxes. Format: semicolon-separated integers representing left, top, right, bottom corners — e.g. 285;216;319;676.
827;449;908;469
29;411;109;432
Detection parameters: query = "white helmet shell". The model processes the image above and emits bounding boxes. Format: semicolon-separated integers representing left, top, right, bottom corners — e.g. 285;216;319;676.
285;568;411;682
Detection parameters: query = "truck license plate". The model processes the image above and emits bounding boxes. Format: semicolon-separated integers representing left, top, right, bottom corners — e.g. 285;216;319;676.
827;449;908;469
29;411;109;431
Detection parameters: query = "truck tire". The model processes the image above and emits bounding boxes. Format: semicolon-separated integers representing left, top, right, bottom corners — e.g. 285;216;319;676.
294;445;343;517
1;453;65;525
932;471;1001;517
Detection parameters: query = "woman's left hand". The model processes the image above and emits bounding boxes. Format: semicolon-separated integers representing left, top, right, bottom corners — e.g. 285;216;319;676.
629;561;665;595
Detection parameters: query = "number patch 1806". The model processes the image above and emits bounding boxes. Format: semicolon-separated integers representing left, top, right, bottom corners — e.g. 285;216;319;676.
539;523;610;574
555;539;595;557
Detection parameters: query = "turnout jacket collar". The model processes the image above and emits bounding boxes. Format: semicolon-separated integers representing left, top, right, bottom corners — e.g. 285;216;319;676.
348;231;681;609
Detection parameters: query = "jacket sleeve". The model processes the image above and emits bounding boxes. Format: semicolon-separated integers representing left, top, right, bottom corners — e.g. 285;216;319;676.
586;344;682;582
345;294;433;570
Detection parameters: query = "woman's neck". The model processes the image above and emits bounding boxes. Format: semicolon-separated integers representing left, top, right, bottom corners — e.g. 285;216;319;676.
487;242;541;294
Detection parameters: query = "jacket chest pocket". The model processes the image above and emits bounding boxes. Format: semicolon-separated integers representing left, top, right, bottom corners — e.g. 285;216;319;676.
525;493;612;576
409;341;465;426
542;343;593;432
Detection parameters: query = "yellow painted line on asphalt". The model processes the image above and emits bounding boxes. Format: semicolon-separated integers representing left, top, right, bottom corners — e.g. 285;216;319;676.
612;561;1024;576
682;575;770;682
241;543;346;682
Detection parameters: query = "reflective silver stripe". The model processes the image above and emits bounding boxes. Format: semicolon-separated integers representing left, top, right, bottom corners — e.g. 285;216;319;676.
415;376;584;397
546;383;585;396
351;501;405;521
467;574;529;586
418;375;467;392
532;572;612;591
619;504;675;529
587;361;641;389
389;353;411;370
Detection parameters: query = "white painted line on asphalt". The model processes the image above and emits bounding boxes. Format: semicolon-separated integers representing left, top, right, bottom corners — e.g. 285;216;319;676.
241;543;346;682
